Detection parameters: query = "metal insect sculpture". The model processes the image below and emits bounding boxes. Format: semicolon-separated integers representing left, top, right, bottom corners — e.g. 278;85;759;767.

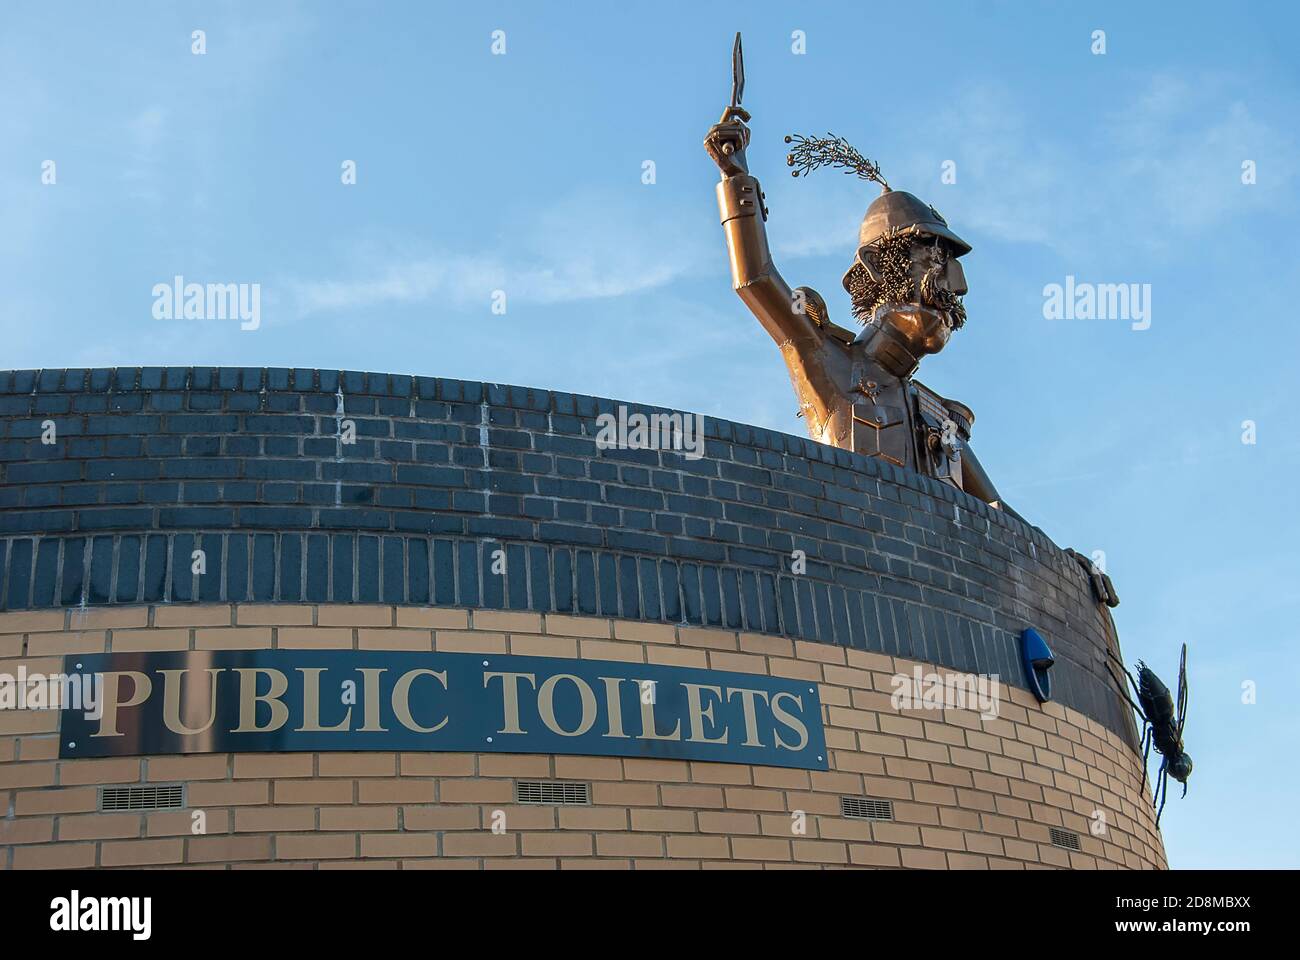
1105;643;1191;827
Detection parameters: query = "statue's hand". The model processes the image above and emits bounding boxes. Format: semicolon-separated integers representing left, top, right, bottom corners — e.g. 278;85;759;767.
705;110;751;178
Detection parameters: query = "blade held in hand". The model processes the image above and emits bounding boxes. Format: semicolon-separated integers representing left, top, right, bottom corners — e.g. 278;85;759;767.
730;32;745;108
719;32;749;153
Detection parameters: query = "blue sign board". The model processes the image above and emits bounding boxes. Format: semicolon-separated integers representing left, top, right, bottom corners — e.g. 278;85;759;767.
58;650;828;770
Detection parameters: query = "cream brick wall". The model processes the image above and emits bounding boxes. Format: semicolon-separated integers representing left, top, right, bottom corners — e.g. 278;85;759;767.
0;605;1167;870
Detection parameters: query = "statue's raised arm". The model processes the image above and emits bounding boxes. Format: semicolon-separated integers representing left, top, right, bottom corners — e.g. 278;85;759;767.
704;111;818;347
703;34;1019;516
703;38;845;442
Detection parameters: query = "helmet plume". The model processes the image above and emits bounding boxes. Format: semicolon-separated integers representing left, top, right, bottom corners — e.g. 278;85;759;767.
784;133;890;191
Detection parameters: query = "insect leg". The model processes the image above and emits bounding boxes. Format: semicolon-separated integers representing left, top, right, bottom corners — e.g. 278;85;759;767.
1153;758;1168;827
1139;727;1152;794
1104;643;1140;686
1106;662;1148;724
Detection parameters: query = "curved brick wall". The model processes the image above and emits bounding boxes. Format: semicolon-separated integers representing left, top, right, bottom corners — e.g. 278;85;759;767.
0;367;1133;742
0;605;1167;869
0;367;1167;870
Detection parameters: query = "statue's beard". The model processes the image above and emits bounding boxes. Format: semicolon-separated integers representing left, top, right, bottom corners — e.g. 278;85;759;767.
847;248;966;330
920;264;966;329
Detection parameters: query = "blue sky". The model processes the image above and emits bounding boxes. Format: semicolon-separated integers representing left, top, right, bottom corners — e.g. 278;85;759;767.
3;1;1298;868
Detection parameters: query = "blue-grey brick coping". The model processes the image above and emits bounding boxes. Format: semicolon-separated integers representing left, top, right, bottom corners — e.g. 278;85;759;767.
0;367;1136;744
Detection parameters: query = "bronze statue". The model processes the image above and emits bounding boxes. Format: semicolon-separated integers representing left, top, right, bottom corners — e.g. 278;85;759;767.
705;34;1017;517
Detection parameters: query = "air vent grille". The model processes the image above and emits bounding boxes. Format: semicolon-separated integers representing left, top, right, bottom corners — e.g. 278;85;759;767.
515;780;591;805
1050;827;1082;851
99;784;186;812
841;796;894;821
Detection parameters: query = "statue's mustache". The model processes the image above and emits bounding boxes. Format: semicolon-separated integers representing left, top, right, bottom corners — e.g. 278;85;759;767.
920;264;966;329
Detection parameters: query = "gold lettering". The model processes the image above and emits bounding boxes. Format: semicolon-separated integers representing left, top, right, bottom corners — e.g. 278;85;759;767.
537;674;597;737
159;668;222;736
634;678;681;741
233;668;289;734
392;668;448;733
770;691;809;751
597;677;631;739
682;683;728;744
357;668;387;732
483;671;536;734
725;687;771;747
296;667;351;732
92;671;152;738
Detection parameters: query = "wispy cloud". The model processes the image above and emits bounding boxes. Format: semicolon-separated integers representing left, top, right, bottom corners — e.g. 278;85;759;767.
1106;73;1293;233
902;74;1295;260
284;187;716;318
765;176;866;261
